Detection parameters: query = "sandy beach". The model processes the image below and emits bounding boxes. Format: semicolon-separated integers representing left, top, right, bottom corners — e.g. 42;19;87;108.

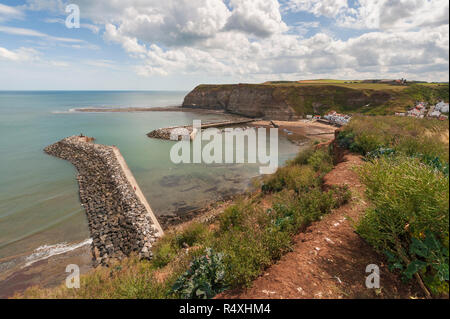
250;119;337;145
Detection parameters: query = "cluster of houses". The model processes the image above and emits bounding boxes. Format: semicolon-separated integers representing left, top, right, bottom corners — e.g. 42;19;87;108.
306;111;352;126
323;111;352;125
395;101;449;120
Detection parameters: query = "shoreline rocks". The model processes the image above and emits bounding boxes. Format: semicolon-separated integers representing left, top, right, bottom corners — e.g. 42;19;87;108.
44;136;162;267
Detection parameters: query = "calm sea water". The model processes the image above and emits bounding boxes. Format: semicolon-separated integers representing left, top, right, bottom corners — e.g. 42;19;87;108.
0;91;300;282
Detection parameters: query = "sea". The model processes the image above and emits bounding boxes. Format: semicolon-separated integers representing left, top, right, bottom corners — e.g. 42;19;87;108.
0;91;300;297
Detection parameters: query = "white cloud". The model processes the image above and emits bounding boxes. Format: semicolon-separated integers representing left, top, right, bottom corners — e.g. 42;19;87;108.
103;23;147;55
4;0;449;84
283;0;348;17
284;0;449;31
225;0;288;37
44;17;100;34
0;4;24;22
83;59;119;69
0;45;72;69
0;25;84;43
0;46;39;62
337;0;449;30
23;0;65;13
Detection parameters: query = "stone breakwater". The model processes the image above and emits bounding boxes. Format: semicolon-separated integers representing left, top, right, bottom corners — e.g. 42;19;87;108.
44;136;163;267
147;118;259;141
147;124;193;140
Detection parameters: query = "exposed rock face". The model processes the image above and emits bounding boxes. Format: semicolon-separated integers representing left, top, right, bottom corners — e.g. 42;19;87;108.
182;84;393;119
44;136;162;267
182;84;299;120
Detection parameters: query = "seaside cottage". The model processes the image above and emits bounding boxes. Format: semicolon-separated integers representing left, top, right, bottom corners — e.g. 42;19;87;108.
324;111;351;125
435;101;449;113
430;110;441;118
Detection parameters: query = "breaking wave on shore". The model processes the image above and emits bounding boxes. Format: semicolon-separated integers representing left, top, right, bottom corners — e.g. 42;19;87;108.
23;238;92;268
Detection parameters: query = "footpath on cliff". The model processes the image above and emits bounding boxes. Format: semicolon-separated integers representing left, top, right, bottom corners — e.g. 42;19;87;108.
219;151;422;299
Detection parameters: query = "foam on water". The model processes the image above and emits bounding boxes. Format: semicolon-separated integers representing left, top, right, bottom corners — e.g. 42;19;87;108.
23;238;93;268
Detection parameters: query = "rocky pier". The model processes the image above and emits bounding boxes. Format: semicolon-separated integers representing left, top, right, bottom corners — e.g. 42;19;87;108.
44;136;163;267
147;118;260;141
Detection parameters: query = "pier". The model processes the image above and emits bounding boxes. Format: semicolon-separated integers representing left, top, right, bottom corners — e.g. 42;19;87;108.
147;118;260;141
44;136;163;266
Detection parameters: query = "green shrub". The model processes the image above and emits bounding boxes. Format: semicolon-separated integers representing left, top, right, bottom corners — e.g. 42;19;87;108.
152;240;178;268
171;248;227;299
262;165;318;193
152;223;211;268
175;223;210;248
337;130;358;151
357;156;449;295
354;133;384;155
263;147;335;193
112;270;172;299
289;147;315;165
219;202;248;232
339;115;449;161
269;202;297;233
217;227;272;288
262;224;293;261
297;189;336;221
307;149;333;172
328;185;352;208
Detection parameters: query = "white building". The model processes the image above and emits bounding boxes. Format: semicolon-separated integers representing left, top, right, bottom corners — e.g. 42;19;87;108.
324;111;351;125
435;101;449;113
430;110;441;118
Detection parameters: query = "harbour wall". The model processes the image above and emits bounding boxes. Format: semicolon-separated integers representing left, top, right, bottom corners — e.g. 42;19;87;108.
44;136;163;266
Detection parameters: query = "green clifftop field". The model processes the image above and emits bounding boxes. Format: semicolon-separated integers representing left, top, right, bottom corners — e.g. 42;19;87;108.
182;81;449;118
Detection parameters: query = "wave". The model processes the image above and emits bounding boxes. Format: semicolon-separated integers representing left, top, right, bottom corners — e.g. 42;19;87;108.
51;105;126;114
51;108;78;114
22;238;92;268
52;106;111;113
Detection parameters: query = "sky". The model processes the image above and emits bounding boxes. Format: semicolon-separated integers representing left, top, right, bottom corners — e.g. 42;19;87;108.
0;0;448;90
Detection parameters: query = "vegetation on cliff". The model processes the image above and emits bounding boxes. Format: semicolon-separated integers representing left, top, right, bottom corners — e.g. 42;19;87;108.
18;114;449;299
19;146;350;299
187;82;449;117
337;116;449;297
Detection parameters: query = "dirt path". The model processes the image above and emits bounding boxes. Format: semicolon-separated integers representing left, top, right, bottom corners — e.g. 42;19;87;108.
219;153;421;299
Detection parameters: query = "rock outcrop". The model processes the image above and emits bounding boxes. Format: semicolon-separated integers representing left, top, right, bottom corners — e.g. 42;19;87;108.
44;136;162;266
182;84;393;119
182;84;299;120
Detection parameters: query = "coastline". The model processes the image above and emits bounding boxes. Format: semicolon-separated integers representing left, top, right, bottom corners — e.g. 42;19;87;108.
1;111;338;299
